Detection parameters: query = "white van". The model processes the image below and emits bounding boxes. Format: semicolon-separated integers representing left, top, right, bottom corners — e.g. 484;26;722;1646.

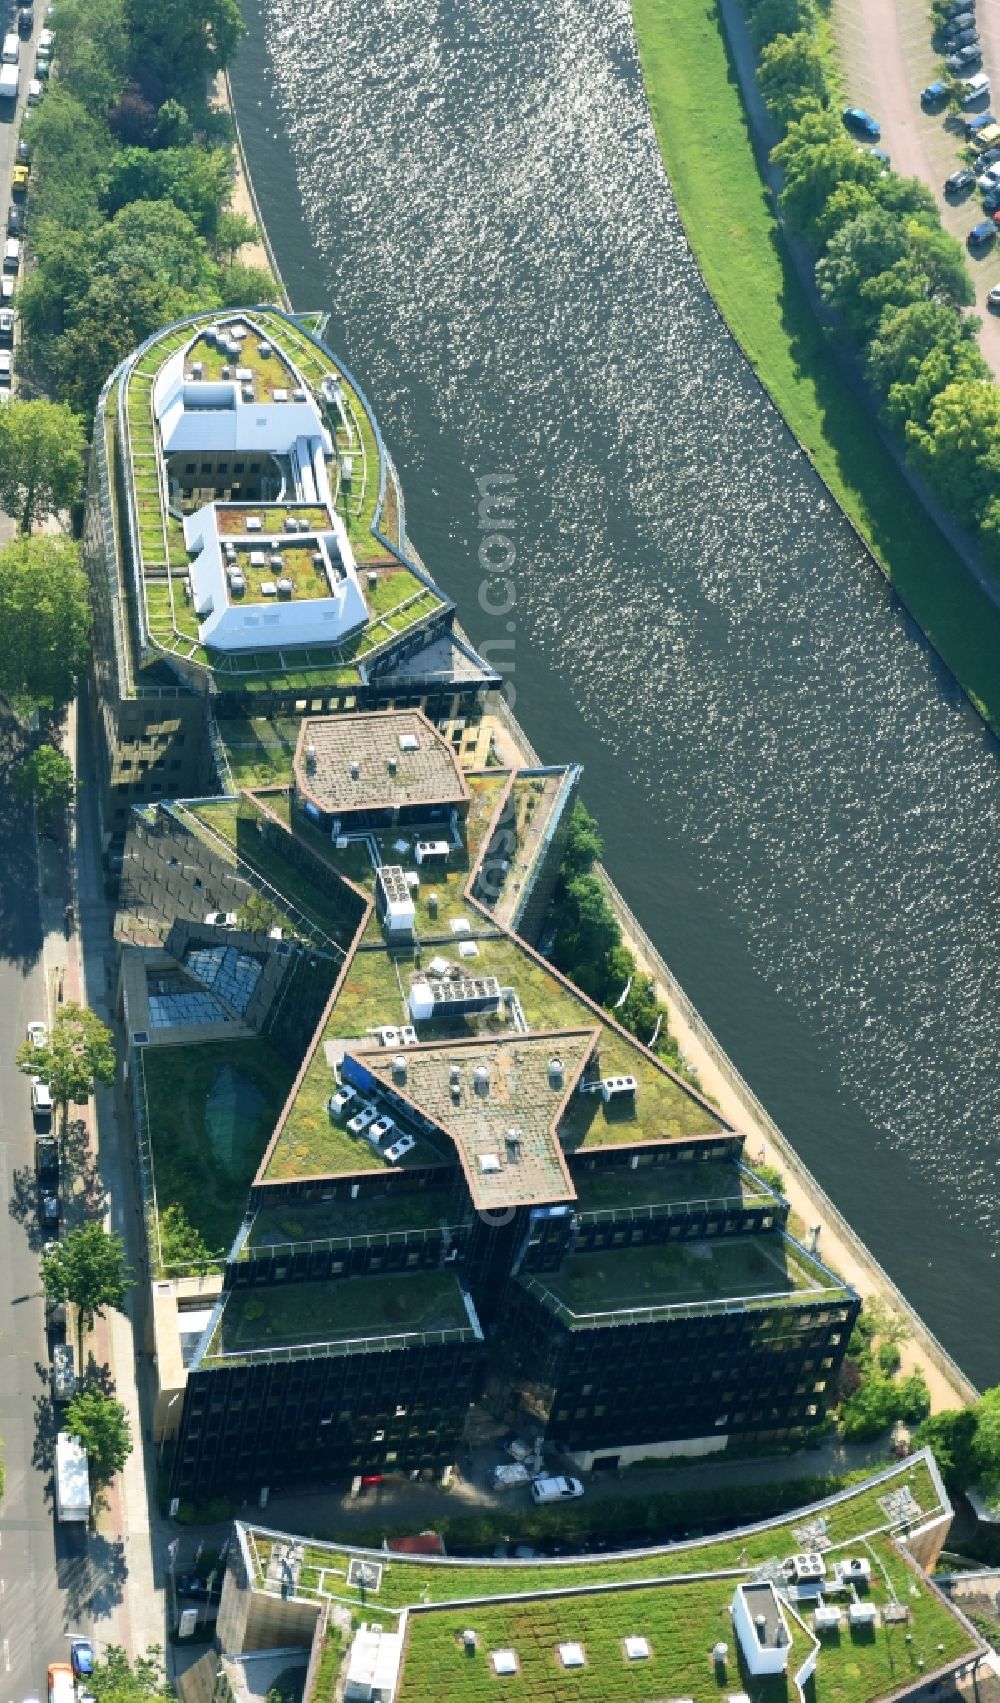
2;33;19;64
3;238;20;273
962;72;991;106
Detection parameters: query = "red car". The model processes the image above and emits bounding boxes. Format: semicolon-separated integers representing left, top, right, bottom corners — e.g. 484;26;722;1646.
360;1473;383;1487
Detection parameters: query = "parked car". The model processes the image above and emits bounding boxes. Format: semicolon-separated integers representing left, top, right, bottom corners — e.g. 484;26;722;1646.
945;171;975;197
941;21;977;44
969;219;996;246
30;1077;53;1123
27;78;42;103
26;1019;47;1047
383;1133;416;1163
948;42;982;67
16;137;31;164
347;1103;378;1135
964;112;996;138
842;106;881;139
3;238;20;273
1;277;14;301
7;205;22;237
38;1183;59;1231
921;79;949;104
38;26;53;50
17;6;33;37
987;283;1000;308
961;73;990;105
35;51;50;79
11;164;28;199
530;1474;585;1505
328;1083;358;1118
69;1641;93;1681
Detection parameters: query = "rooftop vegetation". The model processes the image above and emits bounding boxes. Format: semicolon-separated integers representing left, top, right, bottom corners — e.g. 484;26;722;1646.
141;1037;297;1256
531;1234;836;1321
244;1181;470;1252
207;1269;474;1358
245;1458;946;1612
570;1160;768;1213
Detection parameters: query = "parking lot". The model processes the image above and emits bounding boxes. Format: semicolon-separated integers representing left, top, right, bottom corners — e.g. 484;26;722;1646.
832;0;1000;372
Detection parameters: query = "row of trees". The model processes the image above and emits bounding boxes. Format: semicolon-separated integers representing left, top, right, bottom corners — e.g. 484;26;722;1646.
545;801;699;1081
20;0;275;417
744;0;1000;567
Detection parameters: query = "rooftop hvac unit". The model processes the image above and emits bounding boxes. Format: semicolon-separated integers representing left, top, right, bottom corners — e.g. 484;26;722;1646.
284;515;298;531
228;571;246;597
473;1064;490;1095
293;388;307;403
276;578;294;598
600;1074;638;1103
548;1056;564;1087
258;341;272;357
399;733;419;752
392;1055;407;1083
305;743;317;771
191;361;203;379
449;1064;461;1086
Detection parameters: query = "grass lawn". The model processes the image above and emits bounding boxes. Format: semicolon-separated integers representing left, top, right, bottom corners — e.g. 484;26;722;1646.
245;1181;468;1249
630;0;1000;731
142;1038;297;1254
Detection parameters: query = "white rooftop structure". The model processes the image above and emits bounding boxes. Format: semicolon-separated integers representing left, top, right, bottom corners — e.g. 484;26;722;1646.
344;1622;404;1702
151;320;368;653
732;1581;793;1677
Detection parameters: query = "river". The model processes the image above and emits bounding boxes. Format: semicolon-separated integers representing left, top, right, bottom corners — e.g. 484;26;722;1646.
231;0;1000;1387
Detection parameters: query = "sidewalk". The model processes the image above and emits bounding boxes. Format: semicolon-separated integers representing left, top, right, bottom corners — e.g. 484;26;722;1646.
43;694;167;1663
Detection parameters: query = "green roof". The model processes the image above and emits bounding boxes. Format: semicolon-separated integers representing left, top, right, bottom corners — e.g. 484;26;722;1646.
525;1234;840;1323
203;1269;476;1362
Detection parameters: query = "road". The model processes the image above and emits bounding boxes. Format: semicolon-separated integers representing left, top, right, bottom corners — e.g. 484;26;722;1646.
0;712;87;1696
0;0;43;408
832;0;1000;373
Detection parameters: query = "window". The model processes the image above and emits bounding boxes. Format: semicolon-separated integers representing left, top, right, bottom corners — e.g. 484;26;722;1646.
233;462;245;474
200;462;212;475
119;759;132;772
184;462;196;474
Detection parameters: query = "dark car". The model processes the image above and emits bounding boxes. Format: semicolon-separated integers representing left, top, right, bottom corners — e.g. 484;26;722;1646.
968;219;996;247
7;206;22;237
949;44;983;69
38;1186;59;1230
17;6;33;36
842;106;880;139
965;110;996;134
16;138;31;165
921;79;949;104
945;28;979;50
945;168;976;193
974;145;1000;168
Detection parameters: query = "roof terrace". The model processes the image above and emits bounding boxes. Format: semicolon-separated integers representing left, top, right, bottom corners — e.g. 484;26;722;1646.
523;1233;846;1325
201;1269;478;1363
243;1181;471;1254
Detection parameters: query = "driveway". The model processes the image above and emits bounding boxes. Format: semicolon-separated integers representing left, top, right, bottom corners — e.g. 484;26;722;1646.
832;0;1000;372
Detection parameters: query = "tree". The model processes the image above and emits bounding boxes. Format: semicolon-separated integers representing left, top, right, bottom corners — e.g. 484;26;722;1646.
560;799;603;880
83;1646;170;1703
158;1203;220;1271
816;209;925;339
13;746;74;826
48;0;129;117
125;0;243;96
214;209;258;264
63;1387;131;1495
155;97;193;148
108;86;158;146
973;1387;1000;1496
865;300;986;429
746;0;810;51
218;261;280;309
236;890;283;934
0;400;86;533
906;378;1000;517
16;1001;116;1139
102;147;233;239
774;109;884;241
41;1223;133;1366
914;1406;979;1491
758;33;826;133
0;536;90;715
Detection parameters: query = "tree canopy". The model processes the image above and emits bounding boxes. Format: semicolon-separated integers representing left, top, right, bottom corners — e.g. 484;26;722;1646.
81;1647;170;1703
64;1387;132;1493
758;32;826;131
41;1223;133;1364
0;537;90;714
124;0;242;95
13;746;75;823
0;399;86;533
16;1001;115;1136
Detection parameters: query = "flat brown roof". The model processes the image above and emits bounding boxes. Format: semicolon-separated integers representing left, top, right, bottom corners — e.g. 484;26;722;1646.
351;1030;598;1211
294;709;469;818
